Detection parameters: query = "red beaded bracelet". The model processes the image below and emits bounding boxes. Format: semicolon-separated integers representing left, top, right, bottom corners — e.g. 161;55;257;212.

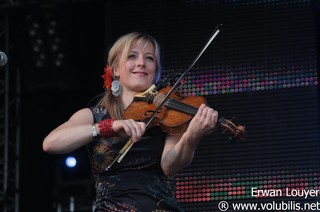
97;119;117;138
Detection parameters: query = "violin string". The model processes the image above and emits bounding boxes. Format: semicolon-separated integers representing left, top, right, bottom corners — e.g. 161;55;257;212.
162;96;241;133
166;98;198;115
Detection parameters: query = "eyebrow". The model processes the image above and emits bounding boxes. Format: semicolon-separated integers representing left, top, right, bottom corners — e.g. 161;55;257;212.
129;50;155;56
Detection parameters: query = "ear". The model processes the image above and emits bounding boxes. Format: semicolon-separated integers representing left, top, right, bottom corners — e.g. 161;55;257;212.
113;66;120;78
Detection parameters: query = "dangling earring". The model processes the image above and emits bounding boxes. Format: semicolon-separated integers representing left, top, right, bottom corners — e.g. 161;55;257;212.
111;77;121;97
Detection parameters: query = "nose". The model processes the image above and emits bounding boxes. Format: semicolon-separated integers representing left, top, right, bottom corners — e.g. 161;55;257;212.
137;55;145;67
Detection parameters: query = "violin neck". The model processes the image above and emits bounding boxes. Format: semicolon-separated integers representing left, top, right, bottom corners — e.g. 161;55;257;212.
164;95;246;141
165;98;198;116
166;98;224;123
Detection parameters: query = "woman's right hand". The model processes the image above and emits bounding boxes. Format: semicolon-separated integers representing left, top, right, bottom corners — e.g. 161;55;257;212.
112;119;146;143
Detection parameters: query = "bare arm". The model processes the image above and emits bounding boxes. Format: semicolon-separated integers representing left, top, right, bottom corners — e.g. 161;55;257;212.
43;108;147;154
161;104;218;176
42;108;94;154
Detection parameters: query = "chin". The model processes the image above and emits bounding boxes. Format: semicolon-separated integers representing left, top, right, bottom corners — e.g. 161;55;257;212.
136;86;150;92
136;82;153;91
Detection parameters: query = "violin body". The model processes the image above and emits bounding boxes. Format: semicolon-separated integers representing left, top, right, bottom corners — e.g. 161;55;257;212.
124;86;205;135
124;85;246;140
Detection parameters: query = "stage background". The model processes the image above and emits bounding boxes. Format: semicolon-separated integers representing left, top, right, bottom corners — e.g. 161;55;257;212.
5;0;319;211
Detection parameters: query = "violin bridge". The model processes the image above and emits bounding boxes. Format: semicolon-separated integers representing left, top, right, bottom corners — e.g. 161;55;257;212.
153;93;165;107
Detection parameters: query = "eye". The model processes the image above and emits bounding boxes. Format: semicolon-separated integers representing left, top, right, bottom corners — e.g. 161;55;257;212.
128;53;137;59
146;55;155;61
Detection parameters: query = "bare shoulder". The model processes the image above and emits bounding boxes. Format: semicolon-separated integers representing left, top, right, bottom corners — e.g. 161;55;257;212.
68;108;94;125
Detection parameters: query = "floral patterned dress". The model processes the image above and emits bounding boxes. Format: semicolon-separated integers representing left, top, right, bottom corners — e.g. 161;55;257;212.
88;106;183;212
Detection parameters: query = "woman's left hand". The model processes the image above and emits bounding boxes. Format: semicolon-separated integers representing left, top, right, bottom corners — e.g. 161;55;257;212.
186;104;218;139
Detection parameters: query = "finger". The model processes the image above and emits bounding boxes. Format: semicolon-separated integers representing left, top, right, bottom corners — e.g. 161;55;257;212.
208;109;219;130
137;122;146;135
205;108;214;120
196;104;206;119
213;110;218;121
120;120;133;137
200;105;211;121
202;106;210;116
112;120;128;136
128;119;140;138
198;104;206;115
202;108;218;132
120;119;138;137
131;122;143;142
129;120;146;142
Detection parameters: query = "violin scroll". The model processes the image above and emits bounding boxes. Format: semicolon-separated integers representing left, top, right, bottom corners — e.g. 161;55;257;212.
219;117;246;142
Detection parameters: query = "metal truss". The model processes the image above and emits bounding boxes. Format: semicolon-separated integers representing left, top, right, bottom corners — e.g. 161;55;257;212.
0;4;20;212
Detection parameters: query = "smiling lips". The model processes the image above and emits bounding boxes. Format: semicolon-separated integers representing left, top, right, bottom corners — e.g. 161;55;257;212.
132;71;148;76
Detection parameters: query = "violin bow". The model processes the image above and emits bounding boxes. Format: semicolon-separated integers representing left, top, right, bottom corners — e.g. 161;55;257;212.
107;24;222;170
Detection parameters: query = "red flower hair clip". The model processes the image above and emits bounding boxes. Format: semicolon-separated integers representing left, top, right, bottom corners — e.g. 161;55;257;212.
102;65;113;90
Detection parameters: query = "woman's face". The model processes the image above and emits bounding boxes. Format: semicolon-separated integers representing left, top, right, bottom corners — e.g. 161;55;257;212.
115;40;156;94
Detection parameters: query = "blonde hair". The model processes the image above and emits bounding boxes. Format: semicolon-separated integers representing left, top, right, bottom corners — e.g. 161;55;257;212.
97;32;162;119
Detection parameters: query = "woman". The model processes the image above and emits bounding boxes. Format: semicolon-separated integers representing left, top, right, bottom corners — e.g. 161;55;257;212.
43;32;219;211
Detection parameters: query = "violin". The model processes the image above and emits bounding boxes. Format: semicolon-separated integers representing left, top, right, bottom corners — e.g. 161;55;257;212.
124;84;246;140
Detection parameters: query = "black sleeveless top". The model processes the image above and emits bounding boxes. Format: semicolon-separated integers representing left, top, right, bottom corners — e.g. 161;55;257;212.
87;106;183;212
